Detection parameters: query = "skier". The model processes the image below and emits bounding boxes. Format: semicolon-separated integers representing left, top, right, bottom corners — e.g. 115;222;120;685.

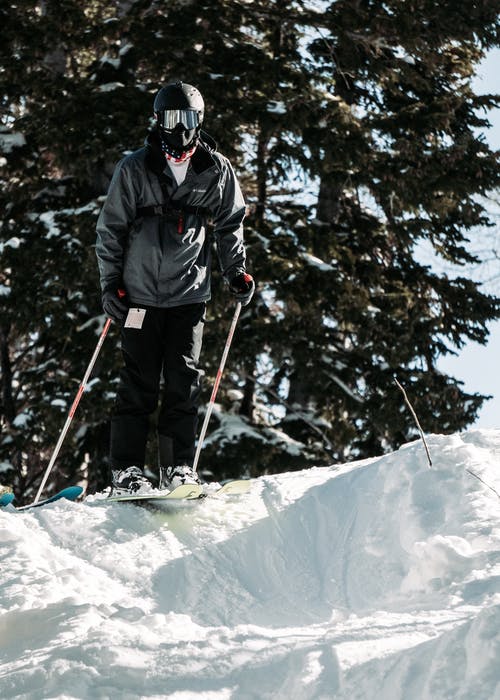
95;81;254;496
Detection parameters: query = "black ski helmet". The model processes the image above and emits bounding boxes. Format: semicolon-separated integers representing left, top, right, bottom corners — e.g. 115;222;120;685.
153;81;204;158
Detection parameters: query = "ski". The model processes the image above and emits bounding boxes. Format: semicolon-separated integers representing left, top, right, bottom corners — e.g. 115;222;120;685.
209;479;251;496
1;481;251;511
105;483;204;504
105;479;251;507
1;486;83;511
0;491;15;507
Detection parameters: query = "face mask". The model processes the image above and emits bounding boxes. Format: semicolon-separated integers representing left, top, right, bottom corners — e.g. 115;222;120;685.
161;141;196;163
161;137;196;163
160;123;198;160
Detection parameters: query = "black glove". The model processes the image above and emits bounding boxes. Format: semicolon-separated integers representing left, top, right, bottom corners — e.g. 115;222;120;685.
229;270;255;306
102;284;128;323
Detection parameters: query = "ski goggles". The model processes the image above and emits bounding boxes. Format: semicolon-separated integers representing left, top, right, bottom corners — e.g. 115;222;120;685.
159;109;200;131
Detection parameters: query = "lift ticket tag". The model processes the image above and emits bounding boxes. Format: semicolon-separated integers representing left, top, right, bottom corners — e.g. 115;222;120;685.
124;308;146;329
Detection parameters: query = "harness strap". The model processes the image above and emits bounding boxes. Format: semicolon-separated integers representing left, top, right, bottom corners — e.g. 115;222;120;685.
136;204;207;219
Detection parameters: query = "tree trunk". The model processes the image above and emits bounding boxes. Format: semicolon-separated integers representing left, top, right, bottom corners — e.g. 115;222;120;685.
0;322;15;424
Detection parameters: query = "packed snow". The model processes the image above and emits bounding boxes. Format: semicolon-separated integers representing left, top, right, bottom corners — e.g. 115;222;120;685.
1;429;500;699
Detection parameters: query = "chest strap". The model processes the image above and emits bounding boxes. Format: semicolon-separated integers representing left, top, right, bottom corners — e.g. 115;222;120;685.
136;204;207;219
136;203;208;234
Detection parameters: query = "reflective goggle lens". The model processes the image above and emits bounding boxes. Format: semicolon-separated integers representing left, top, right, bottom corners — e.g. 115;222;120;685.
161;109;200;130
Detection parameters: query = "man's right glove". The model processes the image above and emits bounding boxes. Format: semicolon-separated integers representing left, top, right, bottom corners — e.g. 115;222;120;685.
102;284;128;323
229;270;255;306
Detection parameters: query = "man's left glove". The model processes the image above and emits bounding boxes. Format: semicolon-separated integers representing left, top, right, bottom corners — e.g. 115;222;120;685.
229;270;255;307
102;285;128;323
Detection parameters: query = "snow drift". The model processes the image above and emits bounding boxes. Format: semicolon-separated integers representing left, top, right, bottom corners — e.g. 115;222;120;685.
1;430;500;699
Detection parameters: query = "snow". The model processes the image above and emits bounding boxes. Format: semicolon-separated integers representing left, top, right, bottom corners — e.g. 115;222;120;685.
204;409;305;458
50;399;68;409
0;131;26;153
0;237;22;253
267;101;287;114
11;412;31;428
1;429;500;699
98;83;126;92
300;251;334;272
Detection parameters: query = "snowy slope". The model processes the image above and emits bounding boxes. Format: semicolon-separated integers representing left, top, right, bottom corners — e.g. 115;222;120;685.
1;430;500;700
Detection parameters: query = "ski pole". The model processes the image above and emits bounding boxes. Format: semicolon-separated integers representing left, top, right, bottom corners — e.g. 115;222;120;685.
34;317;112;504
192;302;242;474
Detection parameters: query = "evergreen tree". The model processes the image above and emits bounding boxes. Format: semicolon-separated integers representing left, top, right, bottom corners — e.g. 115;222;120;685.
199;0;500;473
287;0;500;459
1;0;499;500
0;0;145;499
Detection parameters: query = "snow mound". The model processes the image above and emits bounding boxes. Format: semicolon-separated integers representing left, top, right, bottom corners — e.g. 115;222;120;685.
1;430;500;699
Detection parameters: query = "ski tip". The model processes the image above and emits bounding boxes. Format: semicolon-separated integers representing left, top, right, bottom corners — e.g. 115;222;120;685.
216;479;252;495
58;486;84;500
0;492;15;507
4;485;84;512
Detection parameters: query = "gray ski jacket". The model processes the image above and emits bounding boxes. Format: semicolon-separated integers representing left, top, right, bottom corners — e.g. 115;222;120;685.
95;130;246;308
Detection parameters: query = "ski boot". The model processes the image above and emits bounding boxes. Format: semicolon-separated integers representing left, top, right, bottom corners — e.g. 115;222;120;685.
159;465;201;492
110;466;154;497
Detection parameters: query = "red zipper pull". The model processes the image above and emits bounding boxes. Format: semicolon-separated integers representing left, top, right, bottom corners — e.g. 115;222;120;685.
177;213;184;234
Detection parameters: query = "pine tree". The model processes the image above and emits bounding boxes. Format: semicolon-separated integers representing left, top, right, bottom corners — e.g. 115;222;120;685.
199;0;500;473
0;0;144;499
1;0;499;499
268;0;500;461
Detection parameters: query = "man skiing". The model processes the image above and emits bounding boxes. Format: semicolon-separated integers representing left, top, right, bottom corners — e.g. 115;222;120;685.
95;81;254;497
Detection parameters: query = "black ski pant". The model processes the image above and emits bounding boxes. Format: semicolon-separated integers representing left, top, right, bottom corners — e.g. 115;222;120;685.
110;302;205;471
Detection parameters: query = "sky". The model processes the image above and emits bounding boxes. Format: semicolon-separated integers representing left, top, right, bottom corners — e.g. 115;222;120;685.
437;49;500;429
